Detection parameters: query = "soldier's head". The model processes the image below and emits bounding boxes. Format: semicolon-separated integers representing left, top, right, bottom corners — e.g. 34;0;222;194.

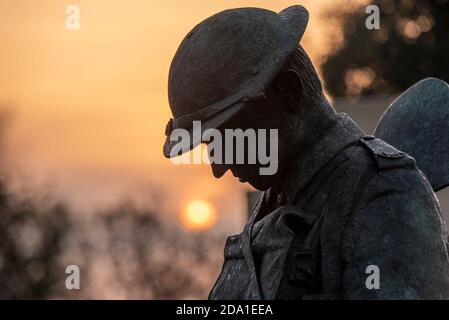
163;5;337;190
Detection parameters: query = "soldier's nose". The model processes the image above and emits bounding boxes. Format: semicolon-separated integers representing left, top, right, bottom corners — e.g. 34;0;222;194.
211;163;229;178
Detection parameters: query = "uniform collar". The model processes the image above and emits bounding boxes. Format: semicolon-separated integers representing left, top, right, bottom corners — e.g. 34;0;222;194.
262;113;365;210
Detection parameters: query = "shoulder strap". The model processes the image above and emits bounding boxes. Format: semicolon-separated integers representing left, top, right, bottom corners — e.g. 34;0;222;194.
359;136;414;170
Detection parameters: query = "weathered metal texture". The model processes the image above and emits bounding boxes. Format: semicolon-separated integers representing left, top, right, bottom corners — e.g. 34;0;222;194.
163;5;449;301
209;114;449;300
163;5;309;158
374;78;449;192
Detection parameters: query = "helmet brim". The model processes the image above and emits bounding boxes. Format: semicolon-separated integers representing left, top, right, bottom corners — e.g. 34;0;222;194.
163;100;246;158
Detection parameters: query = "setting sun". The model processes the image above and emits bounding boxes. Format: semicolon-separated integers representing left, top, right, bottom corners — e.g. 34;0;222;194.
180;200;217;231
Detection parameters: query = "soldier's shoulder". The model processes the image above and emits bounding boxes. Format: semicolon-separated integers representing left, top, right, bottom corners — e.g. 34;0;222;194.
335;136;423;197
342;136;435;205
344;136;416;172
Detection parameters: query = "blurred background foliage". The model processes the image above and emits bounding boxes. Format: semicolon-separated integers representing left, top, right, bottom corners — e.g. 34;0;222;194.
322;0;449;98
0;108;223;299
0;185;224;299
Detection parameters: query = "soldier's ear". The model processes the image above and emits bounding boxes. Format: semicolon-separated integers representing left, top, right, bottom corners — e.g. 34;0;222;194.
274;69;303;113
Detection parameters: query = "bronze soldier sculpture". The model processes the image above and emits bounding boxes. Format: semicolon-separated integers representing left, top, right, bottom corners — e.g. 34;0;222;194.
163;5;449;299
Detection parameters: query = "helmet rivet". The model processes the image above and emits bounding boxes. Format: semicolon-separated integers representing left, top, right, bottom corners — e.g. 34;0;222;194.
251;67;260;75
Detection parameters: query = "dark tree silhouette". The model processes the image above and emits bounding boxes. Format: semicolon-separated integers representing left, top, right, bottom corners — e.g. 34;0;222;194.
0;109;224;299
0;184;224;299
322;0;449;98
0;196;70;299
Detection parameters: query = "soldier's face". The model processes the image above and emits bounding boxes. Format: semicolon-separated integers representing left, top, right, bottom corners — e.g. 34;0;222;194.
207;74;300;190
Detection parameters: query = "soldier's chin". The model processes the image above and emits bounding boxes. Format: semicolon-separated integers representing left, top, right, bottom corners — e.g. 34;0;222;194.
244;177;274;191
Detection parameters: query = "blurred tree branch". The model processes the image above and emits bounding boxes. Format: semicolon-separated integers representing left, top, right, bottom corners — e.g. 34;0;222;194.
322;0;449;98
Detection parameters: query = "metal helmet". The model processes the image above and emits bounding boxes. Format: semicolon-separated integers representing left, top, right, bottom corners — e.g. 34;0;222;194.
163;5;309;158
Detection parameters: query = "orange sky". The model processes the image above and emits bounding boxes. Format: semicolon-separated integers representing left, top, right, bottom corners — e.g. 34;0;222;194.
0;0;367;233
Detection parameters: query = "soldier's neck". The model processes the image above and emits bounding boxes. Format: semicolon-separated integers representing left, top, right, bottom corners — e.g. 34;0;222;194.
297;96;338;151
268;96;338;193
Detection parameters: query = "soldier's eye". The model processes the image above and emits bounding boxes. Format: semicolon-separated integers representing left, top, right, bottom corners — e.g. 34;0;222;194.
275;79;287;92
274;74;292;94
